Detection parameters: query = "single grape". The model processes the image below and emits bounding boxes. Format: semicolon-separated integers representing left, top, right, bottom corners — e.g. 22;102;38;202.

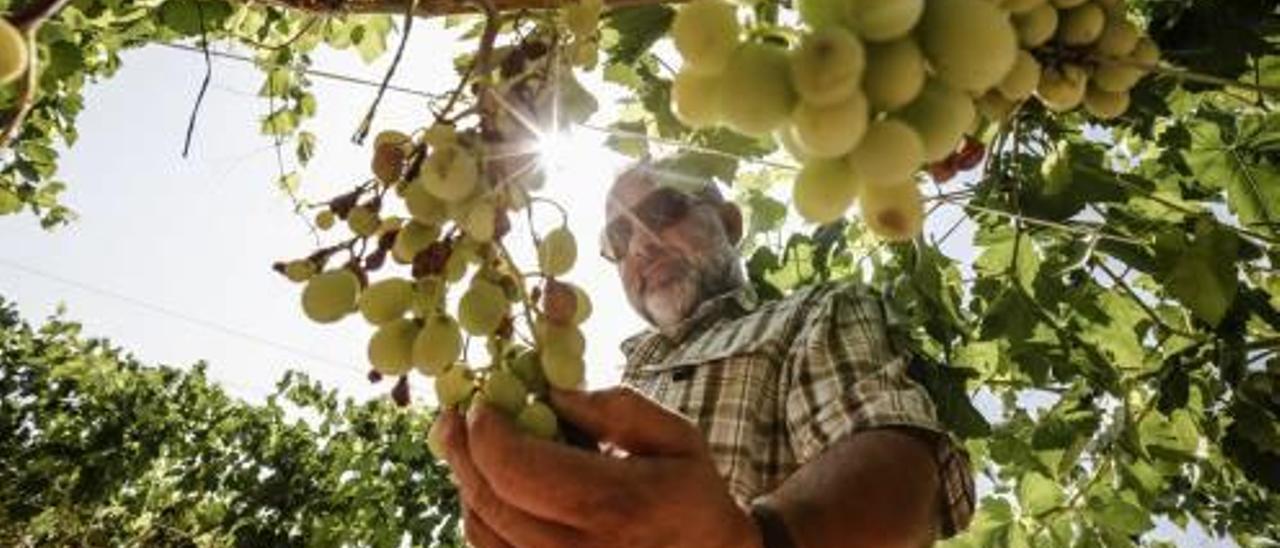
414;314;462;376
482;370;529;416
791;91;870;159
458;278;509;336
997;49;1042;101
368;318;418;376
435;364;475;408
359;278;415;325
347;205;381;238
371;130;410;184
511;348;550;396
918;0;1018;93
861;38;927;111
517;401;560;440
538;227;578;277
845;0;924;42
392;221;440;265
672;0;740;73
1083;86;1130;119
1014;3;1058;47
315;210;336;230
1093;17;1139;57
847;119;926;185
899;79;976;162
720;42;797;137
859;181;925;241
1057;3;1105;46
284;260;317;283
672;69;724;129
793;158;862;224
428;413;448;459
0;20;28;86
789;27;865;107
1036;64;1089;111
461;196;498;243
418;146;479;203
301;269;361;323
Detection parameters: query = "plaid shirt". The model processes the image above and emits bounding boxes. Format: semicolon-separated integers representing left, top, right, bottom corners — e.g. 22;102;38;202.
619;279;975;537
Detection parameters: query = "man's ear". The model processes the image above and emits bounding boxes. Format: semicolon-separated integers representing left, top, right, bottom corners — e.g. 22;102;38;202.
717;202;744;245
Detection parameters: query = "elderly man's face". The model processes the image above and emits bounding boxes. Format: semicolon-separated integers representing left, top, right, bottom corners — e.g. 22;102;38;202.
605;171;743;329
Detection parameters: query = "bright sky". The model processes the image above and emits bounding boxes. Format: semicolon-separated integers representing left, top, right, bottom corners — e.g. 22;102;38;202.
0;20;1227;547
0;22;643;403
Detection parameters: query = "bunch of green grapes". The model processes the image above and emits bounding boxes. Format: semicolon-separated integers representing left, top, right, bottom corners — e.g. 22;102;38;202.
987;0;1159;120
275;23;599;455
668;0;1159;240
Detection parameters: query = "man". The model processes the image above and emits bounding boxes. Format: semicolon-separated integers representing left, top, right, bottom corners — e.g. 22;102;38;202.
438;161;975;547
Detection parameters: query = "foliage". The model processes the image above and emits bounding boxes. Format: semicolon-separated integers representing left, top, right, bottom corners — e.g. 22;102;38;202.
1;0;1279;545
0;298;462;547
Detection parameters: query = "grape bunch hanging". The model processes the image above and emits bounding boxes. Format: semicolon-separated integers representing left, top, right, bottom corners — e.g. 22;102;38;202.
669;0;1161;238
275;0;605;455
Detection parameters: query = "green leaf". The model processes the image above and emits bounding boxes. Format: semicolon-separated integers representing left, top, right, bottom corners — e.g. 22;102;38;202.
1154;219;1240;327
975;225;1040;294
603;6;674;66
1087;496;1153;536
1018;472;1064;516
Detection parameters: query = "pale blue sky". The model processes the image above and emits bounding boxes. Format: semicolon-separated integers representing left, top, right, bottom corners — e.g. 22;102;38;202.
0;24;1229;546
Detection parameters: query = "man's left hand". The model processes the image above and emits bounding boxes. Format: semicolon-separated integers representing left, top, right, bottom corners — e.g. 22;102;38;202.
438;386;762;548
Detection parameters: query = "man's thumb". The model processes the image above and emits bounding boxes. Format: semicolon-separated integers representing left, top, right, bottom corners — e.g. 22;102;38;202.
550;386;703;456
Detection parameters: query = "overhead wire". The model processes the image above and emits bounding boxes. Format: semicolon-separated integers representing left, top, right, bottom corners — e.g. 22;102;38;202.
0;258;372;384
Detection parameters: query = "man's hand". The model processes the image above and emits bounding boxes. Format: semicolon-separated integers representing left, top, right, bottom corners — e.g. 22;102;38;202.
437;386;763;548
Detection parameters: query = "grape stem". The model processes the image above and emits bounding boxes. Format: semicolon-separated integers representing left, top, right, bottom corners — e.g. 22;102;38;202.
352;0;419;145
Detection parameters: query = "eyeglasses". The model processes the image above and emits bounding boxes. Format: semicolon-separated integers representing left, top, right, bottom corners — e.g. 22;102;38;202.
600;187;700;263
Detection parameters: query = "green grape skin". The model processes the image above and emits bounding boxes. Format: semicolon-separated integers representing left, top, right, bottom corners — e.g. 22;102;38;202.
789;27;864;107
414;315;463;376
403;182;450;226
347;205;381;238
428;414;449;459
845;0;924;42
898;80;976;162
0;20;28;86
359;278;416;325
719;42;797;137
517;401;560;440
792;158;862;224
435;364;475;408
511;348;550;396
672;69;724;129
861;38;927;112
458;279;509;336
483;370;529;416
538;322;585;390
917;0;1018;93
846;119;925;185
284;260;317;283
858;180;925;241
672;0;740;73
368;318;419;376
790;91;870;159
1014;3;1058;47
315;210;336;230
301;269;361;324
538;227;578;277
392;221;440;265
